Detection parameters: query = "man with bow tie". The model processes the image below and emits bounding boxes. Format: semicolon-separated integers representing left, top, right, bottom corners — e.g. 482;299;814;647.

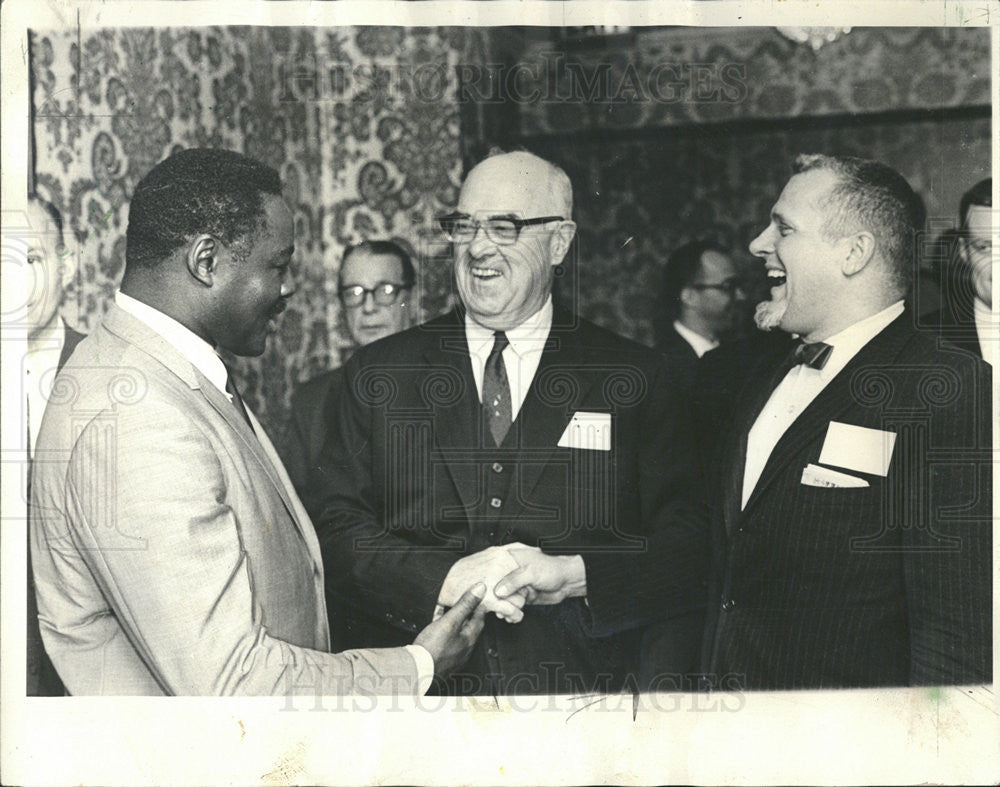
306;150;707;695
699;154;992;689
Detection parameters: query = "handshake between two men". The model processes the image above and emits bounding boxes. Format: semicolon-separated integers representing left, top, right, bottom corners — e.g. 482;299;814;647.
414;544;588;679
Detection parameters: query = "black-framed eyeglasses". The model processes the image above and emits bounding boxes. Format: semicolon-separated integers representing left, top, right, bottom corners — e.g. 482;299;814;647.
437;213;565;245
338;282;410;307
688;278;745;296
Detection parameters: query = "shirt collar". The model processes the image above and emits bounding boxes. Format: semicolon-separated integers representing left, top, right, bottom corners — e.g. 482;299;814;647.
464;297;553;358
812;300;905;380
672;320;719;358
115;290;229;396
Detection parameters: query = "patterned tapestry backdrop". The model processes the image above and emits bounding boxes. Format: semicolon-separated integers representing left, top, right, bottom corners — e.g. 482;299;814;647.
31;25;490;435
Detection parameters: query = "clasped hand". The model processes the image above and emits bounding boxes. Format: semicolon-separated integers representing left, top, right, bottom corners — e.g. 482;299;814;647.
437;543;587;623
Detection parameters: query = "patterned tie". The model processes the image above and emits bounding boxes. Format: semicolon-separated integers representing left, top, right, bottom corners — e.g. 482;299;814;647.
223;364;254;431
482;331;511;447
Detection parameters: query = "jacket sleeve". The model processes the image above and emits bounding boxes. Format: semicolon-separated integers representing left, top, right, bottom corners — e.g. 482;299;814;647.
578;355;710;636
903;354;992;685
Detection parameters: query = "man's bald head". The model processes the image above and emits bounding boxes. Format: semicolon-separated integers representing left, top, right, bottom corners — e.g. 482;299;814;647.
460;151;573;219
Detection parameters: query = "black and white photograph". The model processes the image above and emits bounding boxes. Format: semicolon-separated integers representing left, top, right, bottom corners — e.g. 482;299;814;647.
1;1;996;784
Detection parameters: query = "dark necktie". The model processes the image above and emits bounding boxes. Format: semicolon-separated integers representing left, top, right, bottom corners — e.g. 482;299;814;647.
482;331;511;447
223;365;254;431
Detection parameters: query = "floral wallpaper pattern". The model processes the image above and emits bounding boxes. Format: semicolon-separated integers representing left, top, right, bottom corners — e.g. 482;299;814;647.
516;27;990;134
32;26;488;435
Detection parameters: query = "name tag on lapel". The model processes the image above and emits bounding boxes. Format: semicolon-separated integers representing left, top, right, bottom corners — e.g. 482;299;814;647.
557;411;611;451
818;421;896;477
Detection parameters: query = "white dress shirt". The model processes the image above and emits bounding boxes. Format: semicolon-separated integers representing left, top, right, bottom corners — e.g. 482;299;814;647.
465;297;553;418
115;290;434;690
25;317;67;458
973;298;995;365
673;319;719;358
742;300;905;509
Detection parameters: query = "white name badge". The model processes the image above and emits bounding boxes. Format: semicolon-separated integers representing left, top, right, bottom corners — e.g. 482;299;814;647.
818;421;896;477
557;411;611;451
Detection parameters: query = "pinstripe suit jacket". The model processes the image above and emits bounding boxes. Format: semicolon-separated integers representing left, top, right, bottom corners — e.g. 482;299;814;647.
30;304;419;695
701;312;992;689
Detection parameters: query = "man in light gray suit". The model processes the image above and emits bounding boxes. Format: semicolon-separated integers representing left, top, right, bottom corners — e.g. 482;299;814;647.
30;148;485;696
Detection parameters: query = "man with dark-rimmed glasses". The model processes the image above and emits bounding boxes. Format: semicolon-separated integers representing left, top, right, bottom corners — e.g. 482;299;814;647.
306;150;707;694
281;239;415;649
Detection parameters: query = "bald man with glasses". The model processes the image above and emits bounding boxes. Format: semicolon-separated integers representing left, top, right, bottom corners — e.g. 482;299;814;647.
305;150;707;695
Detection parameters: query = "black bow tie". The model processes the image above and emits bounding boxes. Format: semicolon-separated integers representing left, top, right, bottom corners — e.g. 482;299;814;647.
794;340;833;370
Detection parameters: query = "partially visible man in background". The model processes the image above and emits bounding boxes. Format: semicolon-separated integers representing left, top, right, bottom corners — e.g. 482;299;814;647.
656;240;746;387
281;240;414;493
933;178;993;361
281;239;415;649
23;192;82;696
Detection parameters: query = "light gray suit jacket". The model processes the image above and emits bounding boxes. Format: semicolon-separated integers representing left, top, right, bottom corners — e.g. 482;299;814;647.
30;304;419;695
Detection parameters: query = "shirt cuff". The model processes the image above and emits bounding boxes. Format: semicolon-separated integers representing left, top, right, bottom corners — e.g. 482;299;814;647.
404;644;435;695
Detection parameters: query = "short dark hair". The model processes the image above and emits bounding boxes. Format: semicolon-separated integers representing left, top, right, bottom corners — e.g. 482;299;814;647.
959;178;991;227
792;153;924;292
661;240;728;319
125;148;282;270
339;240;415;289
27;192;65;245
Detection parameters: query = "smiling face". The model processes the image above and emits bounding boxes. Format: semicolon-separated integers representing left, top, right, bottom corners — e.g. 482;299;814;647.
340;249;412;346
453;154;574;331
962;204;993;307
212;194;296;356
748;169;852;341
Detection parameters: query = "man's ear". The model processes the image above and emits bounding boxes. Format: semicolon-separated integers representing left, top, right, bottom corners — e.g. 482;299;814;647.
679;285;698;308
187;235;219;287
841;231;876;277
548;220;577;267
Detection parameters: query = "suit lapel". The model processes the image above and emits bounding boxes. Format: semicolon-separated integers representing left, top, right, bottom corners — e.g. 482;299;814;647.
419;311;482;515
513;322;595;507
721;350;784;536
742;314;913;514
101;305;314;552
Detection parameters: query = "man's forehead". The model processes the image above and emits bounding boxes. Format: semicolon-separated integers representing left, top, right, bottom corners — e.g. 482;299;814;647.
964;204;994;236
776;169;838;213
458;157;554;215
341;251;403;280
699;250;735;275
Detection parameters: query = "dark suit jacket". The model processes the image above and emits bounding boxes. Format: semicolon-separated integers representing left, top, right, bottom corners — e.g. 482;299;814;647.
280;368;345;496
701;312;992;689
27;323;84;696
656;326;700;395
307;307;708;695
923;304;984;359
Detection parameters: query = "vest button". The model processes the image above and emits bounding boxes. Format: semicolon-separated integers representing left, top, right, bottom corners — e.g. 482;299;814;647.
492;462;503;473
721;599;736;612
490;497;502;509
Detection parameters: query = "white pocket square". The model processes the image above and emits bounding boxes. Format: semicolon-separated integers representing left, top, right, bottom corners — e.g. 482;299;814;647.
557;412;611;451
801;463;869;488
